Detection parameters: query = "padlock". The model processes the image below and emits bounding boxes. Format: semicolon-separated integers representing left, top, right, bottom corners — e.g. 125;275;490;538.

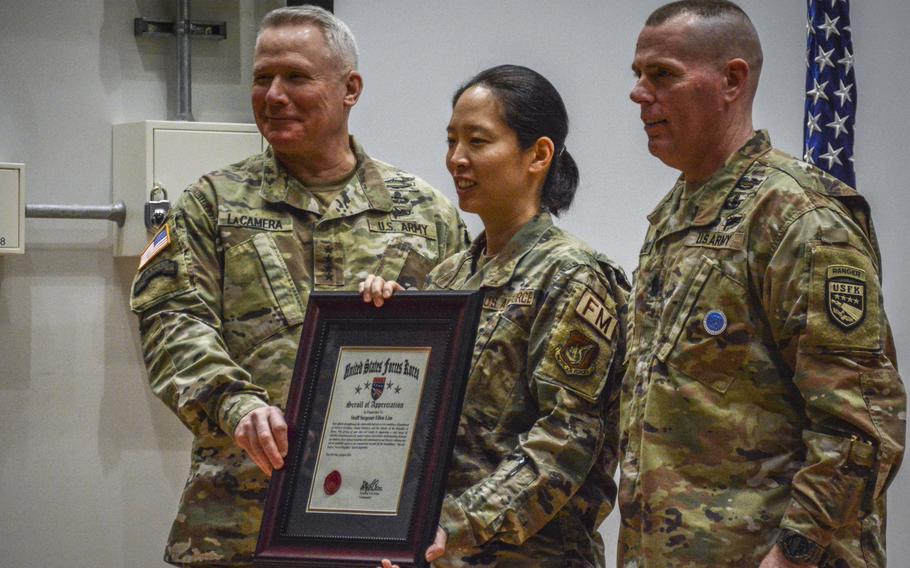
144;184;171;229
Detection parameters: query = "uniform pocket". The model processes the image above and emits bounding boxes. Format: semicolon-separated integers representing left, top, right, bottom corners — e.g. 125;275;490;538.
222;232;304;358
374;238;437;289
658;256;753;394
860;369;906;500
463;313;528;429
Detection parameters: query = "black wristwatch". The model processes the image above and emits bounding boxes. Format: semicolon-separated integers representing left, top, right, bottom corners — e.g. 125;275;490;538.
777;529;825;565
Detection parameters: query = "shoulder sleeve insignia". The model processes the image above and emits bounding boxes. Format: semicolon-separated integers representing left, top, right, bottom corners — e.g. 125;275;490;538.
805;243;881;351
554;329;599;376
132;259;178;296
826;264;866;329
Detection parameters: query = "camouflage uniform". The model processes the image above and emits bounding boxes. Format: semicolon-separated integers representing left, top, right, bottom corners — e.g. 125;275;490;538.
427;213;630;567
129;138;468;566
618;130;905;567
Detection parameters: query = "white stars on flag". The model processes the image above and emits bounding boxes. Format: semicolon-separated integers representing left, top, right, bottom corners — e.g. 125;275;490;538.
826;112;849;139
803;0;856;187
820;143;844;168
814;46;835;72
818;13;841;40
807;112;822;136
834;80;854;106
837;47;854;75
807;79;830;105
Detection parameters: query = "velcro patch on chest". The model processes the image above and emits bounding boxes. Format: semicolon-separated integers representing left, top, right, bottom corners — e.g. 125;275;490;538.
367;218;437;240
688;230;744;250
826;264;866;329
219;212;291;231
575;289;617;341
482;289;536;311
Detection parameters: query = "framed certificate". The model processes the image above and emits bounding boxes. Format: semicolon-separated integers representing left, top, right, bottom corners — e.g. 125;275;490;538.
254;291;482;568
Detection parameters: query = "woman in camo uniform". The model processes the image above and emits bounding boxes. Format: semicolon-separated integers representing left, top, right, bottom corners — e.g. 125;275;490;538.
368;65;629;568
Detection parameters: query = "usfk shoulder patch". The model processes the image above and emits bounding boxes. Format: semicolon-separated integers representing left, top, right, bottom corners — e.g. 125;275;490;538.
806;244;880;351
827;264;866;329
554;330;599;376
576;290;617;341
138;225;171;270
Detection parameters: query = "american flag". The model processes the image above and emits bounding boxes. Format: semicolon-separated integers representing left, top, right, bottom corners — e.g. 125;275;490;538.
803;0;856;187
138;224;171;269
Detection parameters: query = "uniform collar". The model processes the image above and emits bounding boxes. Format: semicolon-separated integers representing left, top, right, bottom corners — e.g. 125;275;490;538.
647;130;773;233
435;212;554;289
259;136;393;218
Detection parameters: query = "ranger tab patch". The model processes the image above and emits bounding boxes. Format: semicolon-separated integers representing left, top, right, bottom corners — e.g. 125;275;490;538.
554;330;599;376
827;264;866;329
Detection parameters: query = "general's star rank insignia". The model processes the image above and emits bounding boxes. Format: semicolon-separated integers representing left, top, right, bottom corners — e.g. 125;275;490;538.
827;264;866;329
554;330;599;376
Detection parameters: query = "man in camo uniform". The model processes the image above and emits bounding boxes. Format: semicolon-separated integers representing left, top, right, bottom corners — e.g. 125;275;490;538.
621;1;905;567
129;6;467;566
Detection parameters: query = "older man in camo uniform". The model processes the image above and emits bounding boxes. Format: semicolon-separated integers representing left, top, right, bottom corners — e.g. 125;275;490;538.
129;6;467;566
620;1;905;567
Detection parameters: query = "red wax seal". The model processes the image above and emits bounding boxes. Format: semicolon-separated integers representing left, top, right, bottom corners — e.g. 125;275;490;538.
324;470;342;496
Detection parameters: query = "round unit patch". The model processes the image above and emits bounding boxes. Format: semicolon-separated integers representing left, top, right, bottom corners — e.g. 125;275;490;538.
703;310;728;336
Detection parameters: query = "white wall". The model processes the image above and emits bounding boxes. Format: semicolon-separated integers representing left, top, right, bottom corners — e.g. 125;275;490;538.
1;1;907;566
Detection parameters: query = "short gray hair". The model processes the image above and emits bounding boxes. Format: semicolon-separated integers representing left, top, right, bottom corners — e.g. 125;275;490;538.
257;5;359;71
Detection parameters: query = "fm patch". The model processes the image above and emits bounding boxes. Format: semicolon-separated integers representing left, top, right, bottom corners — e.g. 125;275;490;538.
554;330;599;376
576;290;616;341
827;265;866;329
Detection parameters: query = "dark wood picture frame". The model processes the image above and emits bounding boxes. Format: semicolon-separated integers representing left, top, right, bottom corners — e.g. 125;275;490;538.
255;291;482;568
